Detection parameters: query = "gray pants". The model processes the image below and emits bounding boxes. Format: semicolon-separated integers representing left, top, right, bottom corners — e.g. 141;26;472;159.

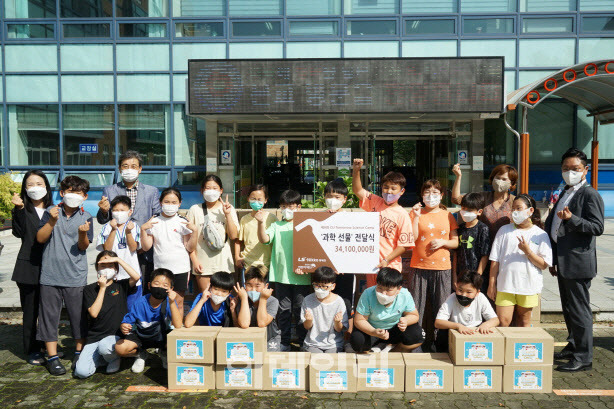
274;283;311;347
408;268;452;347
558;276;593;363
37;285;87;342
302;345;339;354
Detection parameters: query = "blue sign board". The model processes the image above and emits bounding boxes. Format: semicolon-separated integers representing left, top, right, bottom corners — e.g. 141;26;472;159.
79;144;98;153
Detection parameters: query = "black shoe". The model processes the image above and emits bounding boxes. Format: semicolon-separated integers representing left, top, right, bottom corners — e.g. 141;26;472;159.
556;360;592;372
554;349;574;360
71;353;81;372
27;352;45;366
46;358;67;376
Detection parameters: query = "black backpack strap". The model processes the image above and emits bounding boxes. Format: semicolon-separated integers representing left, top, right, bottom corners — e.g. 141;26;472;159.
201;202;208;215
161;298;170;332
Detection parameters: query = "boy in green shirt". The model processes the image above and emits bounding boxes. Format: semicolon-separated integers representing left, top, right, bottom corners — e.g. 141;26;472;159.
256;189;309;351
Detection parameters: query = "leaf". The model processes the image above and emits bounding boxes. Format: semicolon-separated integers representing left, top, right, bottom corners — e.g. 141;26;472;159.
409;399;416;405
300;396;308;400
253;392;258;396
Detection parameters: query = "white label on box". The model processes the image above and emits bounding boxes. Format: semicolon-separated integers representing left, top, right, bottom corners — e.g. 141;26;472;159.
272;369;299;388
318;371;348;390
176;340;204;360
415;369;444;389
513;370;542;390
226;342;254;362
366;368;393;388
514;343;543;363
224;368;252;387
463;369;493;390
464;341;493;361
177;366;204;386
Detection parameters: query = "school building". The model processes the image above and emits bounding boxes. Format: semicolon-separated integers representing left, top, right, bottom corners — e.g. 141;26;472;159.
2;1;614;215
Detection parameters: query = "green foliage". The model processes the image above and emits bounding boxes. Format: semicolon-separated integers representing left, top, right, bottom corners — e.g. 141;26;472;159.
301;176;360;209
0;173;21;223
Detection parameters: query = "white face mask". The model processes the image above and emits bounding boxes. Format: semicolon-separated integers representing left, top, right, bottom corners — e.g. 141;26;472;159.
376;291;397;306
210;293;228;305
63;193;85;208
314;288;330;300
325;198;343;211
203;189;221;203
121;169;139;183
281;208;294;221
26;186;47;201
112;211;130;225
161;204;179;216
512;209;531;225
460;210;478;223
97;268;117;281
493;178;511;193
423;194;441;208
562;170;584;187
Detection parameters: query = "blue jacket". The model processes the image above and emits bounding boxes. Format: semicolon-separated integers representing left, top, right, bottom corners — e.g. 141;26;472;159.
96;181;161;226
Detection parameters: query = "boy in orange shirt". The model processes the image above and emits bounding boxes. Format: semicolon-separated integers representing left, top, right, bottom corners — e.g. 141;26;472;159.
352;159;415;288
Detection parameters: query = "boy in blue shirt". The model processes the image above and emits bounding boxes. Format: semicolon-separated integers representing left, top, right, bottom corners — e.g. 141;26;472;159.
114;268;183;373
351;267;424;353
184;271;234;328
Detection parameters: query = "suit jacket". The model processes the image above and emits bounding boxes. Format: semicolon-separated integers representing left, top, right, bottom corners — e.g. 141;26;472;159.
96;181;161;226
11;206;45;285
544;183;604;279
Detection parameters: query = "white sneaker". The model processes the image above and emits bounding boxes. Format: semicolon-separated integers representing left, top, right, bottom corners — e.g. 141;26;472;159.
370;343;384;353
160;350;167;369
106;358;121;374
131;350;148;373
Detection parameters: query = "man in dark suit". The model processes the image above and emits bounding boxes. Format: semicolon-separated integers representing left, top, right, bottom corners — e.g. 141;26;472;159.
545;148;604;372
97;151;161;292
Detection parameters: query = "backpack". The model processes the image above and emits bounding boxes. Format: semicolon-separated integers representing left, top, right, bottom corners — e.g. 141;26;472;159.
201;203;227;251
134;298;172;343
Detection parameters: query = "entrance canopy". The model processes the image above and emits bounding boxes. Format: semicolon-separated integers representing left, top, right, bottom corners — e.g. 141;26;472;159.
505;60;614;192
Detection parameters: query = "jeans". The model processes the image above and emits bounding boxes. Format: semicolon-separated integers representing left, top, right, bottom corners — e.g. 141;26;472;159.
74;335;119;379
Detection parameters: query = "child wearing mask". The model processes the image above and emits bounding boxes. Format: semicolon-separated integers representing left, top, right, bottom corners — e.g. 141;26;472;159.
96;195;142;310
184;271;235;328
114;268;183;373
233;265;281;351
256;189;308;351
140;188;197;318
351;267;424;353
300;266;348;353
75;251;141;378
409;179;459;351
434;271;499;352
352;159;415;288
488;194;552;327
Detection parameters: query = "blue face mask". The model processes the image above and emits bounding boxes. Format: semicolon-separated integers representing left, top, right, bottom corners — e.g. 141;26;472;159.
247;291;261;302
249;200;264;211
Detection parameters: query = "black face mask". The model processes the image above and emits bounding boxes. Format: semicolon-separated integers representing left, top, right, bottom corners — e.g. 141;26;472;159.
456;294;475;307
149;286;168;300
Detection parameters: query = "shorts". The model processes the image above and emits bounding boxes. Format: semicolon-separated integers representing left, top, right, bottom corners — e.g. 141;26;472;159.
495;292;539;308
172;272;189;293
122;331;166;351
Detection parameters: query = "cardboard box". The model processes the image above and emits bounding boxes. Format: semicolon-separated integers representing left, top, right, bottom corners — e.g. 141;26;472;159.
503;364;553;393
497;327;554;365
309;353;357;393
167;363;215;391
216;327;267;365
448;329;505;365
403;353;454;393
263;352;310;391
454;366;503;393
215;364;263;390
356;353;405;392
167;327;221;364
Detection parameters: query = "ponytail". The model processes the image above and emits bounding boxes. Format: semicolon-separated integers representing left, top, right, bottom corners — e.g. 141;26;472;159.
514;194;543;229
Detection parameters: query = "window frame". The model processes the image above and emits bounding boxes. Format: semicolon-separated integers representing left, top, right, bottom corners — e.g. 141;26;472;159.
4;21;57;42
403;16;457;37
173;19;226;40
344;17;400;38
287;18;341;38
230;19;284;38
461;16;516;37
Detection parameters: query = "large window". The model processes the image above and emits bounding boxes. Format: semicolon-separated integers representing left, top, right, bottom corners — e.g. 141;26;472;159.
60;44;114;71
63;23;111;38
174;105;206;166
405;19;455;35
582;16;614;32
232;21;282;37
5;0;56;18
463;18;514;34
116;0;168;17
173;0;224;16
347;20;397;36
116;44;170;71
8;105;60;166
5;45;57;72
520;0;575;12
344;0;398;14
119;23;167;38
118;104;170;166
7;24;55;39
462;0;516;12
529;101;574;165
228;0;282;16
175;22;224;37
63;105;115;166
522;18;574;33
61;75;114;102
286;0;340;15
289;21;339;36
60;0;112;17
402;0;456;13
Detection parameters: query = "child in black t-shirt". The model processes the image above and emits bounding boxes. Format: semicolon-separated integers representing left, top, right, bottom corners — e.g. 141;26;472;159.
455;193;491;292
74;251;140;379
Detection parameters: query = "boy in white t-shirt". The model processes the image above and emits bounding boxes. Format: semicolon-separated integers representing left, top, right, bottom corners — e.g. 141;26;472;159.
435;271;499;352
96;195;142;310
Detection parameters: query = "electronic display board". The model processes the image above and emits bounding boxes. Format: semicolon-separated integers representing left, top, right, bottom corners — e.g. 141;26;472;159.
188;58;504;115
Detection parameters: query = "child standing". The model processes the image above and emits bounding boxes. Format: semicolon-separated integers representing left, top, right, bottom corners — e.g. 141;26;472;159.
96;195;142;310
141;188;197;318
256;189;309;351
435;271;499;351
184;271;235;328
455;193;491;291
488;194;552;327
36;176;94;375
233;265;281;351
409;179;459;351
351;267;424;353
352;159;415;288
300;267;348;353
235;184;277;280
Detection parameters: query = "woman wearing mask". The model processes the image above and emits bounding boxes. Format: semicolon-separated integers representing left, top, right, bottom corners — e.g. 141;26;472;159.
187;175;239;293
11;170;53;365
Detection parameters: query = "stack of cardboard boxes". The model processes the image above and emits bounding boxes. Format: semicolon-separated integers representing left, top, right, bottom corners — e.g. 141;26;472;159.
167;326;553;393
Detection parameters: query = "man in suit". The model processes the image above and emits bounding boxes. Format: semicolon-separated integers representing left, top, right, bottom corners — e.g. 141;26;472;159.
97;151;161;292
545;148;604;372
